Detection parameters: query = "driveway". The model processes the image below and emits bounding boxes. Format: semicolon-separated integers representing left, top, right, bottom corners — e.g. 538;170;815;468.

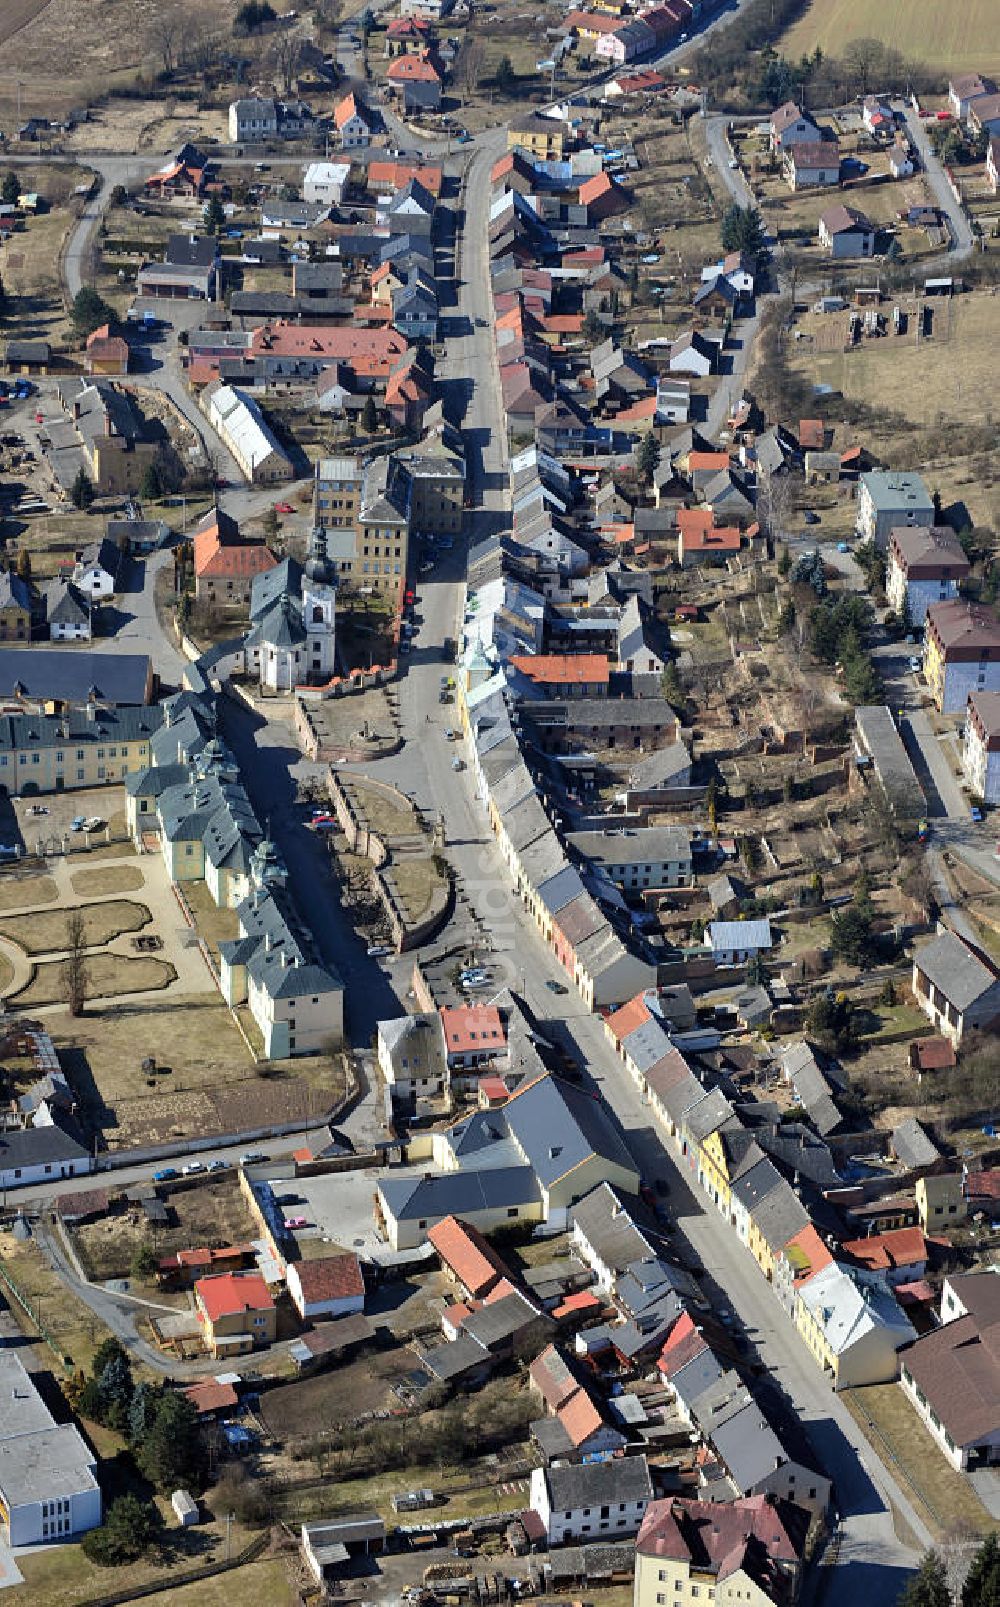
898;104;975;259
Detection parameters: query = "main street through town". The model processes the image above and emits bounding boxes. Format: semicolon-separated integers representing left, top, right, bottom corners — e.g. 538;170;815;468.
3;24;969;1590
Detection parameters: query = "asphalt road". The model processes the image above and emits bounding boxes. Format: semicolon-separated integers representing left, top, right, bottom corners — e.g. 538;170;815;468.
898;104;975;259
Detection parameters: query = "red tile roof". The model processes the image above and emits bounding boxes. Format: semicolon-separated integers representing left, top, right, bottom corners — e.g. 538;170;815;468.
291;1252;364;1304
558;1387;605;1447
511;653;610;687
440;1004;505;1056
194;518;278;581
427;1215;513;1298
367;159;443;196
909;1036;957;1071
798;418;825;450
183;1380;239;1415
841;1226;927;1274
387;50;443;82
530;1343;580;1408
195;1272;273;1323
637;1494;807;1580
780;1223;833;1286
606;993;653;1043
250;320;408;376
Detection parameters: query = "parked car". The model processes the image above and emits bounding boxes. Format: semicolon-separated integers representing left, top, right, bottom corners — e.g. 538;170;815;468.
0;845;18;860
182;1161;205;1175
971;806;983;823
152;1167;178;1182
207;1158;228;1172
70;816;86;831
274;501;294;514
367;943;392;957
909;656;922;674
803;510;820;525
545;979;568;994
283;1215;308;1230
451;757;465;771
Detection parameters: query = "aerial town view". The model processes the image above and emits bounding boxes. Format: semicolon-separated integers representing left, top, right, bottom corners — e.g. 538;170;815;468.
0;0;999;1601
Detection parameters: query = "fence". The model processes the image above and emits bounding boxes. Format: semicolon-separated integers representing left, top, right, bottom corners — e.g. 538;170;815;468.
75;1532;270;1607
0;1260;66;1364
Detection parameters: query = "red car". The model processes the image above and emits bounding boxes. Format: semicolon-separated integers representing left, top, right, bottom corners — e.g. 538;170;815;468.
274;501;294;514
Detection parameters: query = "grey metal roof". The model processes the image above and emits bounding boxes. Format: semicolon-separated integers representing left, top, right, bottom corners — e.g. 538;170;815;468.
913;931;999;1013
461;1290;549;1350
0;1120;90;1173
749;1179;810;1253
0;648;150;706
890;1116;940;1170
571;1183;657;1276
567;825;690;869
504;1075;637;1192
379;1165;542;1222
730;1156;784;1214
545;1454;652;1514
707;919;772;952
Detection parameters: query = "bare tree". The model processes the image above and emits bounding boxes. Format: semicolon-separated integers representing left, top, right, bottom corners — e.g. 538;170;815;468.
756;465;794;547
271;28;305;95
454;34;486;104
148;9;182;75
63;911;89;1017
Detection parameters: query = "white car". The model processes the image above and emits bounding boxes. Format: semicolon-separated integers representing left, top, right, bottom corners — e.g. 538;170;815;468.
909;656;922;674
367;943;393;958
182;1161;204;1175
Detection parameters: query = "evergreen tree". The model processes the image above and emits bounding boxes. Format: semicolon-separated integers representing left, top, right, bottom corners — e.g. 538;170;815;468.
136;1393;203;1491
96;1352;134;1432
898;1550;951;1607
636;432;661;486
82;1495;157;1565
1;172;19;206
361;394;378;434
720;204;766;257
204;194;225;235
71;468;95;509
495;54;516;91
70;286;115;340
16;548;31;581
128;1381;163;1444
139;461;163;501
962;1533;1000;1607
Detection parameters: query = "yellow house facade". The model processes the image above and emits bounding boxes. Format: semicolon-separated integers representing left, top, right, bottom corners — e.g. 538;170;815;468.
635;1552;782;1607
916;1171;967;1232
507;116;566;163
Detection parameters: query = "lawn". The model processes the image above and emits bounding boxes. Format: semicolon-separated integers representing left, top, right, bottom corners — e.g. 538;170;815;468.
0;898;151;955
778;0;1000;76
70;864;146;897
9;1513;265;1607
0;872;57;911
124;1559;295;1607
14;951;175;1008
182;878;240;961
844;1384;999;1539
787;293;1000;433
0;1229;109;1374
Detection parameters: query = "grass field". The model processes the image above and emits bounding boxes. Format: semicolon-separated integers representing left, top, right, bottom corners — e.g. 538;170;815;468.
15;951;175;1008
844;1384;999;1538
9;1514;265;1607
0;873;58;911
779;0;1000;75
0;898;150;955
0;1228;107;1373
70;864;145;897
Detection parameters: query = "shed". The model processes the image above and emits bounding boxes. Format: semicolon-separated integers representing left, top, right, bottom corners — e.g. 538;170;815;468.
171;1490;200;1526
